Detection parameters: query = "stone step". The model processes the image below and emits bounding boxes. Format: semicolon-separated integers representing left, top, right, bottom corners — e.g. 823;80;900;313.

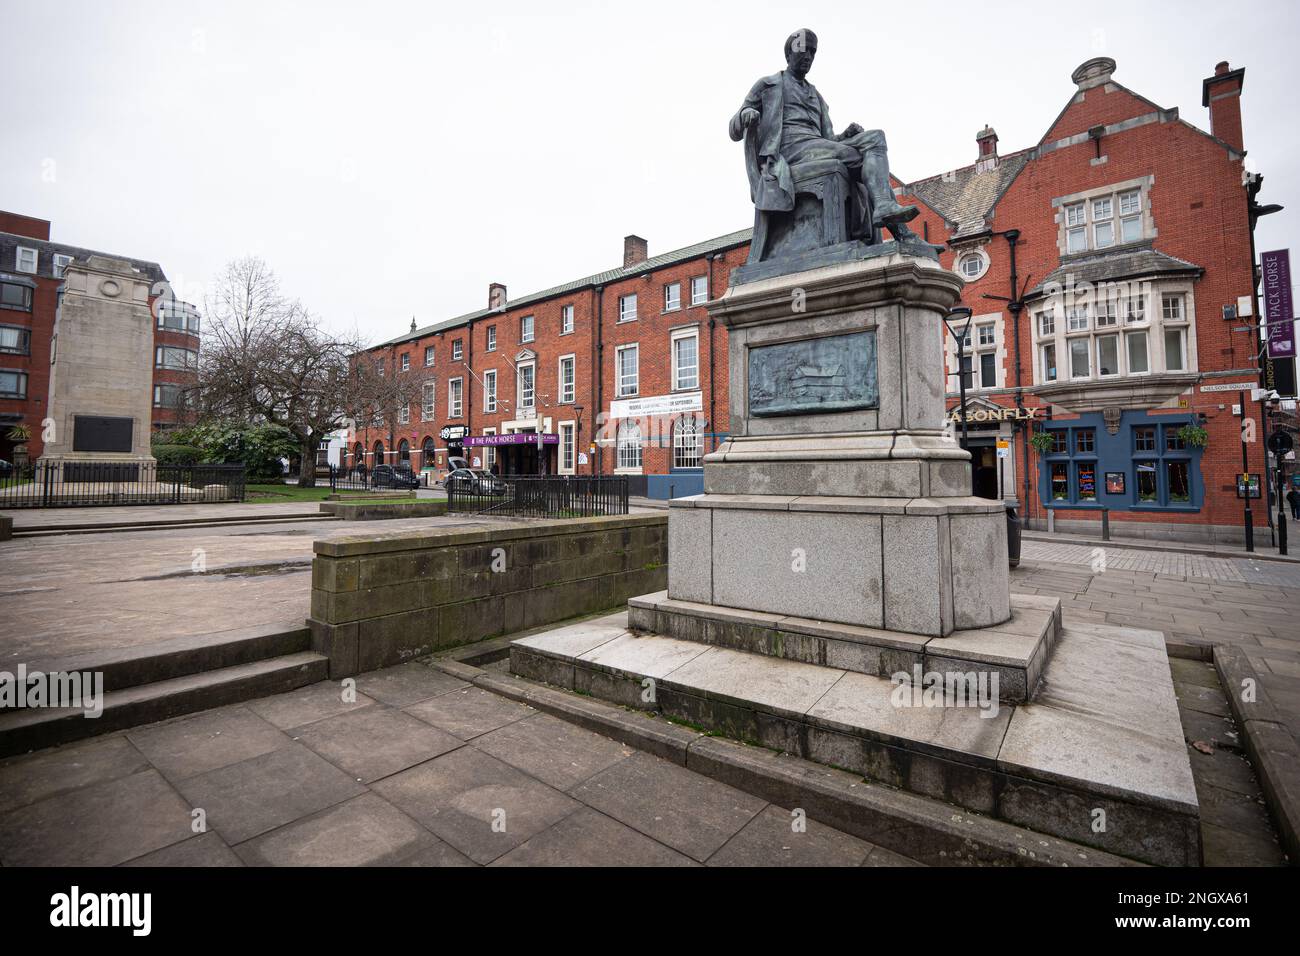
13;514;336;537
629;590;1061;703
6;622;312;697
0;651;328;758
431;657;1139;867
509;610;1200;866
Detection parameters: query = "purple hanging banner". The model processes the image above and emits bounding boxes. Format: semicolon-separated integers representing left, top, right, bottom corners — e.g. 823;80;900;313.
1261;249;1295;360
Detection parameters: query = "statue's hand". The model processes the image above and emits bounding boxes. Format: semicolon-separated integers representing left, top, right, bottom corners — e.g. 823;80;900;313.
739;107;760;129
840;122;864;139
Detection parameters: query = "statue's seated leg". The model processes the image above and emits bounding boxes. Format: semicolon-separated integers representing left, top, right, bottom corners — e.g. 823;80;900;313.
838;128;919;227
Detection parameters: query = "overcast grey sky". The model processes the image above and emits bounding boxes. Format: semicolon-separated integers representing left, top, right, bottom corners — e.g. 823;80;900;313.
3;0;1296;342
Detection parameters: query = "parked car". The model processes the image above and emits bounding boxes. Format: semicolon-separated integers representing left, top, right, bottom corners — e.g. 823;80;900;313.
444;468;506;496
370;464;420;489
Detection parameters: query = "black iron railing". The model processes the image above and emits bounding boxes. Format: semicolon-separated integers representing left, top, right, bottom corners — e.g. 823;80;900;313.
328;464;422;493
447;475;628;518
0;460;246;508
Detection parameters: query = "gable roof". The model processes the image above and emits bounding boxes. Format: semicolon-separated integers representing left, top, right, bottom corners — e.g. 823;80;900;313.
904;150;1032;240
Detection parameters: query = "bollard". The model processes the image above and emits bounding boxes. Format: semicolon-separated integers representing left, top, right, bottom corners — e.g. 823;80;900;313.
1101;507;1110;542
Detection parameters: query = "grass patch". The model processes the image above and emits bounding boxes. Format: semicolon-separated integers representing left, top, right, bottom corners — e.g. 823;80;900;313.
243;483;416;503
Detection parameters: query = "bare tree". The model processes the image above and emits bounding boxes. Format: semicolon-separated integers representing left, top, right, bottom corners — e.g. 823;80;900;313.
196;257;388;487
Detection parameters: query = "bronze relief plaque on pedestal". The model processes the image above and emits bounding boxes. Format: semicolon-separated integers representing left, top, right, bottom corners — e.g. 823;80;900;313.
748;330;878;417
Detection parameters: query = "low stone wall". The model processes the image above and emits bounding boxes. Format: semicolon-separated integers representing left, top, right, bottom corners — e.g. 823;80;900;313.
308;514;666;676
319;500;447;520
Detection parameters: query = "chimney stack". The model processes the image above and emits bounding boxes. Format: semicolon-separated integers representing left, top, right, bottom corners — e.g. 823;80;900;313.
623;235;648;268
488;282;507;310
1202;61;1245;152
976;125;999;161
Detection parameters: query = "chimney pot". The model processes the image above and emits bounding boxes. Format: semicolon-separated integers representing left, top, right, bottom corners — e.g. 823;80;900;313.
1215;60;1230;75
623;235;649;268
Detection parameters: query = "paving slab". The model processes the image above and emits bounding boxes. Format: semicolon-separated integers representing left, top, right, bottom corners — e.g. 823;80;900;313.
578;631;711;679
807;670;1010;766
0;768;193;866
371;746;581;864
123;831;244;867
246;680;376;730
472;713;634;791
663;647;844;720
512;612;629;659
490;806;697;867
294;705;464;783
0;733;149;816
353;663;470;708
234;792;471;867
706;804;875;867
997;625;1196;814
126;705;292;780
403;686;535;740
174;743;366;844
570;751;766;863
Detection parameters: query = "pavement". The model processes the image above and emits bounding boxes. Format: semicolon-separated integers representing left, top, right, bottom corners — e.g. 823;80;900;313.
2;504;1298;865
0;512;486;665
0;662;915;867
1015;539;1300;735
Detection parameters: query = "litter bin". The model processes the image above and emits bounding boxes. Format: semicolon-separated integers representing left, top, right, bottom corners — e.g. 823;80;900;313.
1005;500;1022;568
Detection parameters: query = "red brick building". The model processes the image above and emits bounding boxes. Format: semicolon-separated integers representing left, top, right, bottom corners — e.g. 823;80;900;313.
354;57;1286;541
0;211;198;463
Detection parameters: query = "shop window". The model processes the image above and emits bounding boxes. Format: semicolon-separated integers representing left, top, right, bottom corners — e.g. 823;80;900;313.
1043;425;1101;506
1167;460;1191;503
1132;421;1195;508
1136;463;1158;502
1050;462;1069;500
1076;463;1097;502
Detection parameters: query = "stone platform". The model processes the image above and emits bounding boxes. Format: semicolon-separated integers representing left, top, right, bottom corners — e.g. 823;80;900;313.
510;609;1201;866
629;590;1058;703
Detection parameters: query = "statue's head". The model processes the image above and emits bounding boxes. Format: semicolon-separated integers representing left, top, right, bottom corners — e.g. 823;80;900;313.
784;29;817;78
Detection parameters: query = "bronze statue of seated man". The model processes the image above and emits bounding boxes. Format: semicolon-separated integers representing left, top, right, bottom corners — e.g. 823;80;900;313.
729;28;922;245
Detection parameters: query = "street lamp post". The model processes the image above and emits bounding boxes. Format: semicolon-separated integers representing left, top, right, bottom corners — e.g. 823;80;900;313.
943;307;975;454
574;405;584;475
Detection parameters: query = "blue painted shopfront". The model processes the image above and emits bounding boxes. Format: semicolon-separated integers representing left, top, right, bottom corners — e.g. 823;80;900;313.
1038;410;1204;513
